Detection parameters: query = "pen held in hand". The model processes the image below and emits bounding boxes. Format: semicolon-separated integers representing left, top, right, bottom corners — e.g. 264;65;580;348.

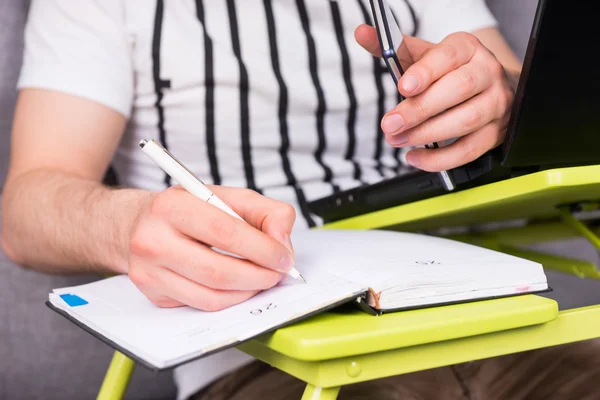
138;138;306;283
424;142;455;191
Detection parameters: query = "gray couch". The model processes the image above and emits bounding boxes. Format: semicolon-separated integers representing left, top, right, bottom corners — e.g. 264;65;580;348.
1;1;599;400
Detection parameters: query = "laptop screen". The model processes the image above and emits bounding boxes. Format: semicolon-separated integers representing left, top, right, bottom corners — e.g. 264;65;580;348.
502;0;600;169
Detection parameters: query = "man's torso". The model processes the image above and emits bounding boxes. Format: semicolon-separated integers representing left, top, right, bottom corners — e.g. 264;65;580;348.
114;0;418;228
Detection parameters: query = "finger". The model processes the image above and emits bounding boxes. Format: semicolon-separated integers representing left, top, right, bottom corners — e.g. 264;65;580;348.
354;24;382;58
152;267;260;312
405;121;506;172
387;89;502;148
210;186;297;253
145;295;184;309
402;36;435;61
382;60;493;136
155;189;294;273
160;233;282;291
128;261;186;308
398;32;480;97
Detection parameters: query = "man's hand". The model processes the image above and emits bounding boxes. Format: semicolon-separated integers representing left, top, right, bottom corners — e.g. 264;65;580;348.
128;185;296;311
2;89;297;314
355;25;517;172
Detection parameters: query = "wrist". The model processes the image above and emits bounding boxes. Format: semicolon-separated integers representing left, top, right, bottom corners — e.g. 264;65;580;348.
104;188;155;275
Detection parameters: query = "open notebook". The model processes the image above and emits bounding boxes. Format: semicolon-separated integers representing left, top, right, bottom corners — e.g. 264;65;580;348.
47;229;548;371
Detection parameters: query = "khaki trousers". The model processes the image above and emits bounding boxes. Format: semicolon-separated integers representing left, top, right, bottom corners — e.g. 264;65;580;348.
191;338;600;400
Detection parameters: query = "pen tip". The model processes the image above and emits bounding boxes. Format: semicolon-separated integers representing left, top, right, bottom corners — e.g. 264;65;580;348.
298;275;307;284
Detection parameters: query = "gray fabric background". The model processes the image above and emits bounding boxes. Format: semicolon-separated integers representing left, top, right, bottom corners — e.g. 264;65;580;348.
0;1;598;399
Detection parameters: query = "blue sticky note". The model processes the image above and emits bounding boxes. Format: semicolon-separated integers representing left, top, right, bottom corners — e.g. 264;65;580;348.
60;294;89;307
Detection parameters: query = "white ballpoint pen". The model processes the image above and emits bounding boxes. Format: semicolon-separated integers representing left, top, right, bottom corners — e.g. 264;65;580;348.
139;138;306;283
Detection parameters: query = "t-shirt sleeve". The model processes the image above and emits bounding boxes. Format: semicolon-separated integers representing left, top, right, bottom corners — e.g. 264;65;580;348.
415;0;498;43
17;0;134;118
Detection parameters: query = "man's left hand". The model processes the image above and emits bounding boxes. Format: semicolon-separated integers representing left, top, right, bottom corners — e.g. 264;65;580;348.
355;25;516;172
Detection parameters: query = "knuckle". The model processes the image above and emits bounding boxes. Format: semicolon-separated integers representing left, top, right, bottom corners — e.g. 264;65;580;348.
441;42;459;64
202;264;228;287
464;32;481;48
490;60;505;78
501;86;515;111
451;31;480;48
409;97;428;122
458;139;480;163
149;190;175;217
129;226;161;259
492;85;514;117
238;187;261;202
413;123;434;145
458;68;477;94
448;31;480;52
464;104;485;130
278;203;297;223
493;128;506;148
207;218;240;250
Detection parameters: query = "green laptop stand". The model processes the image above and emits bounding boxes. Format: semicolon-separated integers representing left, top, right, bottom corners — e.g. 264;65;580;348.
97;165;600;400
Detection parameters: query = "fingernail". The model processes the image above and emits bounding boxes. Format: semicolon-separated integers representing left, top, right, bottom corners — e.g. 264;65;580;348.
382;114;404;133
401;74;420;93
279;252;295;272
390;134;408;146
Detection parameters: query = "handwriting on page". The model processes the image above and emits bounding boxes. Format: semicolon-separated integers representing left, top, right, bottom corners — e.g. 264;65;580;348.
250;303;277;315
415;260;441;265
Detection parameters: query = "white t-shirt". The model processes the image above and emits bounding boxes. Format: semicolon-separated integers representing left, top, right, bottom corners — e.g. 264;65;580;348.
18;0;496;397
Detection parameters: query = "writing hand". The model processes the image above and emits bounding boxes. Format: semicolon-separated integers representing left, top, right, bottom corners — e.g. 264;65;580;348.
355;25;515;172
127;186;296;311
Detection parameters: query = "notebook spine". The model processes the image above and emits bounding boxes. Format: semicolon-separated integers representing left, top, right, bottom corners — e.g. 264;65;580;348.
354;294;381;316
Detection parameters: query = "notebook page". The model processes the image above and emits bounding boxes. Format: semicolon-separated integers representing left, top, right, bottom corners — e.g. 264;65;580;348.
49;269;366;369
289;229;545;294
47;229;545;367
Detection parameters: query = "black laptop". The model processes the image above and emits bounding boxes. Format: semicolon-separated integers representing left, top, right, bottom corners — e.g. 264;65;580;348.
308;0;600;224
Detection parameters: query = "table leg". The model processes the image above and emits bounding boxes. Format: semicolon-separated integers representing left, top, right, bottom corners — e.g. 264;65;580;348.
301;384;341;400
97;351;136;400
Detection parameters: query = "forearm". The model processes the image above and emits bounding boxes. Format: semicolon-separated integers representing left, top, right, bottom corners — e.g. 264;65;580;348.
1;170;153;275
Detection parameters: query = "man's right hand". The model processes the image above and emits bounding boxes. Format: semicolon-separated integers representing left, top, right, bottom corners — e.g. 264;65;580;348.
128;185;297;311
2;89;297;313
